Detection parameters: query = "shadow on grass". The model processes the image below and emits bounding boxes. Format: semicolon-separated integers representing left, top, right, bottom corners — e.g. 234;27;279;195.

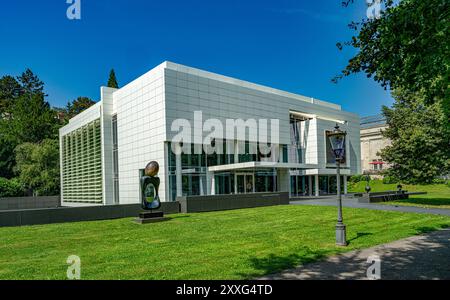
347;232;373;245
237;247;333;279
243;226;450;280
388;198;450;207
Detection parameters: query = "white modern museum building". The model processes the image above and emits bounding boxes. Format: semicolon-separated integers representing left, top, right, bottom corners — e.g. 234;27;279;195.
59;61;361;206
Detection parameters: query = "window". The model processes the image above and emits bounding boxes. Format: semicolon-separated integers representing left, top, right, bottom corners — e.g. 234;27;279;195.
112;115;119;204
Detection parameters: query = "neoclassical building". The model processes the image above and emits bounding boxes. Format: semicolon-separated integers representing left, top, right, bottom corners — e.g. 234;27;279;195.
360;115;390;174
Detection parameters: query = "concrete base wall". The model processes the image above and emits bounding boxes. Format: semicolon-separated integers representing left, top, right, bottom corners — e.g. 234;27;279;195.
178;192;290;213
0;202;180;227
0;196;60;211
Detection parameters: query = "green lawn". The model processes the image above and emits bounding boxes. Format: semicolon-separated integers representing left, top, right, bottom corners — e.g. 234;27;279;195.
349;181;450;209
0;205;449;280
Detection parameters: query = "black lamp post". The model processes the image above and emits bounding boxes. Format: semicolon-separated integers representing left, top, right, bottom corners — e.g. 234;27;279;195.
328;124;348;246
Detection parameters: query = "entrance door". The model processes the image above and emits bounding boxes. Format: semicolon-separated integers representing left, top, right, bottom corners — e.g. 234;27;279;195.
235;173;255;194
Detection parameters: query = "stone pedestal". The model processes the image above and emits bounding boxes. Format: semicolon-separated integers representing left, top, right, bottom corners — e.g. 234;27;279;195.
134;211;170;224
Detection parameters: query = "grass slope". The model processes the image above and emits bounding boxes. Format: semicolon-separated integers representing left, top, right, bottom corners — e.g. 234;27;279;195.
348;181;450;209
0;205;449;280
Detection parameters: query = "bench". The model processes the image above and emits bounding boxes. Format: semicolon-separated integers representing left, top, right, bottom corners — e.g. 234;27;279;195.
358;191;427;204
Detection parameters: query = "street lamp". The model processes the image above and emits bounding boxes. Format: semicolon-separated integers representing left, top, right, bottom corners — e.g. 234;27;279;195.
328;124;348;246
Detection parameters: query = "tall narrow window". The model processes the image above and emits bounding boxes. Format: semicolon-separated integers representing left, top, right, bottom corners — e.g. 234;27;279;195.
112;115;119;204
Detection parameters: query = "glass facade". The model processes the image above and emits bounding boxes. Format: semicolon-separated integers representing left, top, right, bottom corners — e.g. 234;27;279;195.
167;141;283;200
318;175;344;195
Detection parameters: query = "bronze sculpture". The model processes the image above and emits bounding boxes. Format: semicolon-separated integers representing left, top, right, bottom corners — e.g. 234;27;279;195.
141;161;161;211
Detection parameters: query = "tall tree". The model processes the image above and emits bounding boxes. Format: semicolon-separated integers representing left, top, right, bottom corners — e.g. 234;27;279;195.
107;69;119;88
380;89;449;184
15;139;60;196
17;68;45;96
335;0;450;183
335;0;448;108
0;137;16;179
1;92;58;145
0;75;21;115
66;97;96;119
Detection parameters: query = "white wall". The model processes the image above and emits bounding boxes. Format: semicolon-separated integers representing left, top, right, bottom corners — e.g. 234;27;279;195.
162;62;361;174
113;64;167;204
61;61;362;205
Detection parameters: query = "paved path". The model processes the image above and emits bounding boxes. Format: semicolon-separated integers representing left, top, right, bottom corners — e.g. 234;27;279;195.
259;229;450;280
291;198;450;216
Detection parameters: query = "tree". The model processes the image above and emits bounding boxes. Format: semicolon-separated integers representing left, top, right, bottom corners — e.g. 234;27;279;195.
380;89;449;184
335;0;449;108
0;75;21;115
17;68;45;96
336;0;450;183
14;139;60;196
66;97;96;119
1;93;59;145
0;69;58;178
107;69;119;88
0;177;23;198
0;137;16;179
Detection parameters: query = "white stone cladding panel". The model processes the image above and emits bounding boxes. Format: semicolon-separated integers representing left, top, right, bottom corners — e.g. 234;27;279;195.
113;65;167;204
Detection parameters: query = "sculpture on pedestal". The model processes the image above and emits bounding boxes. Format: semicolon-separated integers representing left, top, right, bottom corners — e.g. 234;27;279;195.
135;161;168;224
141;161;161;211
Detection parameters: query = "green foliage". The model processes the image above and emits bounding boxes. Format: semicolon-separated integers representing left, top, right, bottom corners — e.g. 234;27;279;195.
380;89;449;184
0;69;60;179
65;97;96;119
336;0;450;184
107;69;119;88
0;177;23;198
382;175;399;184
0;137;15;179
0;75;21;115
14;139;60;196
349;174;366;183
17;68;45;96
336;0;449;108
431;178;447;185
0;93;59;145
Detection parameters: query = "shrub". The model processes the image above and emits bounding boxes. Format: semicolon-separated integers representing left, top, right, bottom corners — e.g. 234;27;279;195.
383;176;399;184
0;178;24;198
349;175;366;183
432;178;447;184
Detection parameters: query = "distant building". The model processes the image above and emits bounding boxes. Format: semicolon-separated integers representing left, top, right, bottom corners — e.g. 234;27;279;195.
360;115;390;175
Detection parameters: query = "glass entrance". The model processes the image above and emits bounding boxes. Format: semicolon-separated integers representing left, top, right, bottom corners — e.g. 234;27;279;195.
235;173;255;194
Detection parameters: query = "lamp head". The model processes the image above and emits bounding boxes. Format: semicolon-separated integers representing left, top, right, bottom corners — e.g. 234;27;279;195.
328;124;347;161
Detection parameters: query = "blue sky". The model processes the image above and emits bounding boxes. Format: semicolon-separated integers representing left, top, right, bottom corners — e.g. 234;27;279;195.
0;0;392;117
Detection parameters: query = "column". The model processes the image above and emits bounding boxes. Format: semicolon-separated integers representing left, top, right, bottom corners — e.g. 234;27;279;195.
176;152;182;197
277;169;290;192
308;176;312;196
315;175;319;197
344;175;348;195
211;175;216;195
206;171;215;195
